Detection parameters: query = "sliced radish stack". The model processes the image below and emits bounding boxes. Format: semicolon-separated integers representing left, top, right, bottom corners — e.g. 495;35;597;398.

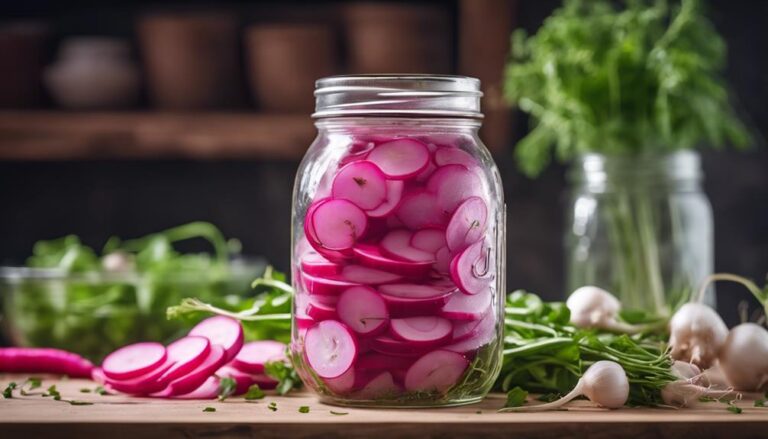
157;336;212;382
378;283;453;316
352;244;433;277
305;320;358;379
355;371;401;399
302;271;360;295
340;264;402;284
356;352;415;371
104;359;175;395
331;161;388;210
404;350;469;393
371;335;432;357
300;251;342;277
306;301;337;321
445;197;488;252
102;342;167;381
231;340;287;375
324;366;357;394
367;180;405;218
389;316;453;348
434;247;452;274
450;240;492;296
444;313;496;353
152;345;226;397
173;375;221;399
381;229;436;263
336;286;389;336
189;316;244;363
366;139;430;179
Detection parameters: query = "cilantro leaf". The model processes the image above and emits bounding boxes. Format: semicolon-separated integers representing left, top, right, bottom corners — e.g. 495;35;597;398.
504;387;528;408
3;382;17;399
298;406;310;413
244;384;265;401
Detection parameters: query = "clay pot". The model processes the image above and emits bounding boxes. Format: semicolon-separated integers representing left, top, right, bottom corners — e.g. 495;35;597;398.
45;37;140;109
344;3;451;74
244;24;338;112
0;22;48;108
137;13;243;109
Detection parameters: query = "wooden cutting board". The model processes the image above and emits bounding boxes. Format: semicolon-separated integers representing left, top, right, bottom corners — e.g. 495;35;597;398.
1;375;766;439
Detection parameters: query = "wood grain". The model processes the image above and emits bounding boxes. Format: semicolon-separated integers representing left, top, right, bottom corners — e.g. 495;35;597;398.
1;375;765;439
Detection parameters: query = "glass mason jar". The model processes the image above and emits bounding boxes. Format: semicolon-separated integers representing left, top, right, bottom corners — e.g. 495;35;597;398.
290;75;505;407
565;151;714;316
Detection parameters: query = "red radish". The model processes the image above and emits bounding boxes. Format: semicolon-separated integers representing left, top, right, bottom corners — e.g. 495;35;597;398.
231;341;287;375
311;199;368;250
91;367;107;384
251;373;280;390
336;286;389;336
152;345;226;397
302;271;360;295
188;316;244;363
0;347;94;378
355;371;401;399
217;366;260;393
434;147;476;168
324;365;357;394
304;199;353;261
367;180;405;218
306;301;337;321
386;214;406;229
173;375;221;399
397;190;446;230
356;352;415;371
352;244;433;277
371;335;432;357
389;316;452;348
340;264;402;284
404;350;469;393
104;359;175;395
411;228;447;253
444;314;496;353
381;229;436;263
379;283;453;316
445;197;488;252
300;251;342;277
157;336;211;383
440;288;492;320
367;139;430;179
427;164;483;214
102;342;167;381
305;320;358;378
434;247;452;274
331;161;388;210
450;240;492;295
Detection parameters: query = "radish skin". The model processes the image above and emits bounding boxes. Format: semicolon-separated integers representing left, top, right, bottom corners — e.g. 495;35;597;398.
0;347;94;378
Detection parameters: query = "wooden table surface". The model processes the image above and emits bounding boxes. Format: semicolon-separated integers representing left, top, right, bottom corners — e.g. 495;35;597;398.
1;375;766;439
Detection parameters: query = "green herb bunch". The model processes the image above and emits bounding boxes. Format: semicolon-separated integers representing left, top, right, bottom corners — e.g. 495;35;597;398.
505;0;750;177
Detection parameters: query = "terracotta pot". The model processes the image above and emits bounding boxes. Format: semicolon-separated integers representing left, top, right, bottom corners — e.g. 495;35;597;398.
344;3;451;74
244;24;338;112
137;13;243;109
0;22;48;108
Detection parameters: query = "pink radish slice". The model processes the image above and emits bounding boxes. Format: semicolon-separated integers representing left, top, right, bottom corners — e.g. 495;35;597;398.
251;373;279;390
355;371;401;399
311;199;368;250
309;294;339;306
434;247;452;274
336;286;389;336
305;320;358;378
0;347;94;378
366;139;430;179
188;316;244;363
443;313;496;354
404;350;469;393
386;214;406;229
367;180;405;218
304;199;353;261
104;359;175;395
381;229;436;263
440;288;492;320
231;340;287;375
356;353;415;371
300;251;342;277
91;367;107;384
218;365;278;392
339;141;375;165
352;244;433;278
370;336;431;357
102;342;167;381
324;366;357;394
445;196;488;252
415;159;437;183
152;345;227;397
306;301;337;321
411;228;447;253
157;336;212;383
389;316;453;347
396;190;447;230
340;264;403;284
379;283;453;316
302;271;360;295
427;164;483;214
173;375;220;399
434;147;476;167
332;161;388;210
450;240;492;296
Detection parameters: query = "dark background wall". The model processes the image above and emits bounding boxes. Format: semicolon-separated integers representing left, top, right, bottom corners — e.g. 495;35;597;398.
0;0;766;326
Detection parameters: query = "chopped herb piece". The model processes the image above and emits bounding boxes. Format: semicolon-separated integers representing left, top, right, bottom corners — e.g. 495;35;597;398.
504;387;528;408
727;404;743;414
754;399;766;408
264;361;302;396
329;411;348;416
80;388;92;393
267;401;278;412
298;406;310;413
53;395;62;401
3;382;17;399
244;385;265;400
67;400;94;406
475;410;482;414
26;377;42;390
44;385;60;399
217;377;237;402
94;386;110;396
203;407;216;412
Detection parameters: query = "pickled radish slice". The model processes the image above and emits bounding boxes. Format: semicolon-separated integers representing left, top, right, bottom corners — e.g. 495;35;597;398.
305;320;358;378
152;345;227;397
306;301;336;321
444;314;496;353
452;316;487;342
427;164;483;214
312;199;368;250
434;147;475;167
104;359;175;395
434;246;452;274
158;336;211;382
340;265;402;284
389;317;452;347
446;197;488;252
411;228;447;253
356;371;401;399
324;366;357;394
352;244;433;277
302;271;360;295
371;335;432;356
415;159;437;182
331;161;388;210
304;199;353;261
450;240;492;295
102;342;167;380
300;251;342;277
367;139;429;179
404;350;469;393
378;283;453;316
441;288;492;320
379;283;454;300
231;340;287;374
337;286;389;336
189;316;244;363
396;190;446;229
357;352;415;371
367;180;405;218
381;229;436;263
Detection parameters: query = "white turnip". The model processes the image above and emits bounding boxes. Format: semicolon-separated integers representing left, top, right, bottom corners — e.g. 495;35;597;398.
566;286;647;333
668;303;729;369
719;323;768;392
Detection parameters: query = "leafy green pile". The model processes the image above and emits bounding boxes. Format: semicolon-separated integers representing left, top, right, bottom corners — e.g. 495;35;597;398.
1;222;261;361
505;0;750;176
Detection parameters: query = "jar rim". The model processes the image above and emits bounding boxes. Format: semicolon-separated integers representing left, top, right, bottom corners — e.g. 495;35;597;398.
313;74;483;119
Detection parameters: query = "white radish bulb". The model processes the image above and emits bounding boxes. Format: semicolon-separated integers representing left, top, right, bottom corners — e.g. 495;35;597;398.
499;361;629;412
660;361;732;407
719;323;768;391
668;303;728;369
566;286;642;333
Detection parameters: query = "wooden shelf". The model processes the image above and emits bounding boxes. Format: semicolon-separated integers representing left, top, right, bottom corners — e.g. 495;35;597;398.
0;111;316;161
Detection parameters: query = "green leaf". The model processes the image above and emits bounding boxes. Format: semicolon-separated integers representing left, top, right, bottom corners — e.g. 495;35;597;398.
754;399;765;408
79;388;92;393
727;404;743;414
267;401;278;412
298;406;310;413
264;360;302;396
217;377;237;402
203;407;216;412
244;384;265;401
504;387;529;408
3;382;17;399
